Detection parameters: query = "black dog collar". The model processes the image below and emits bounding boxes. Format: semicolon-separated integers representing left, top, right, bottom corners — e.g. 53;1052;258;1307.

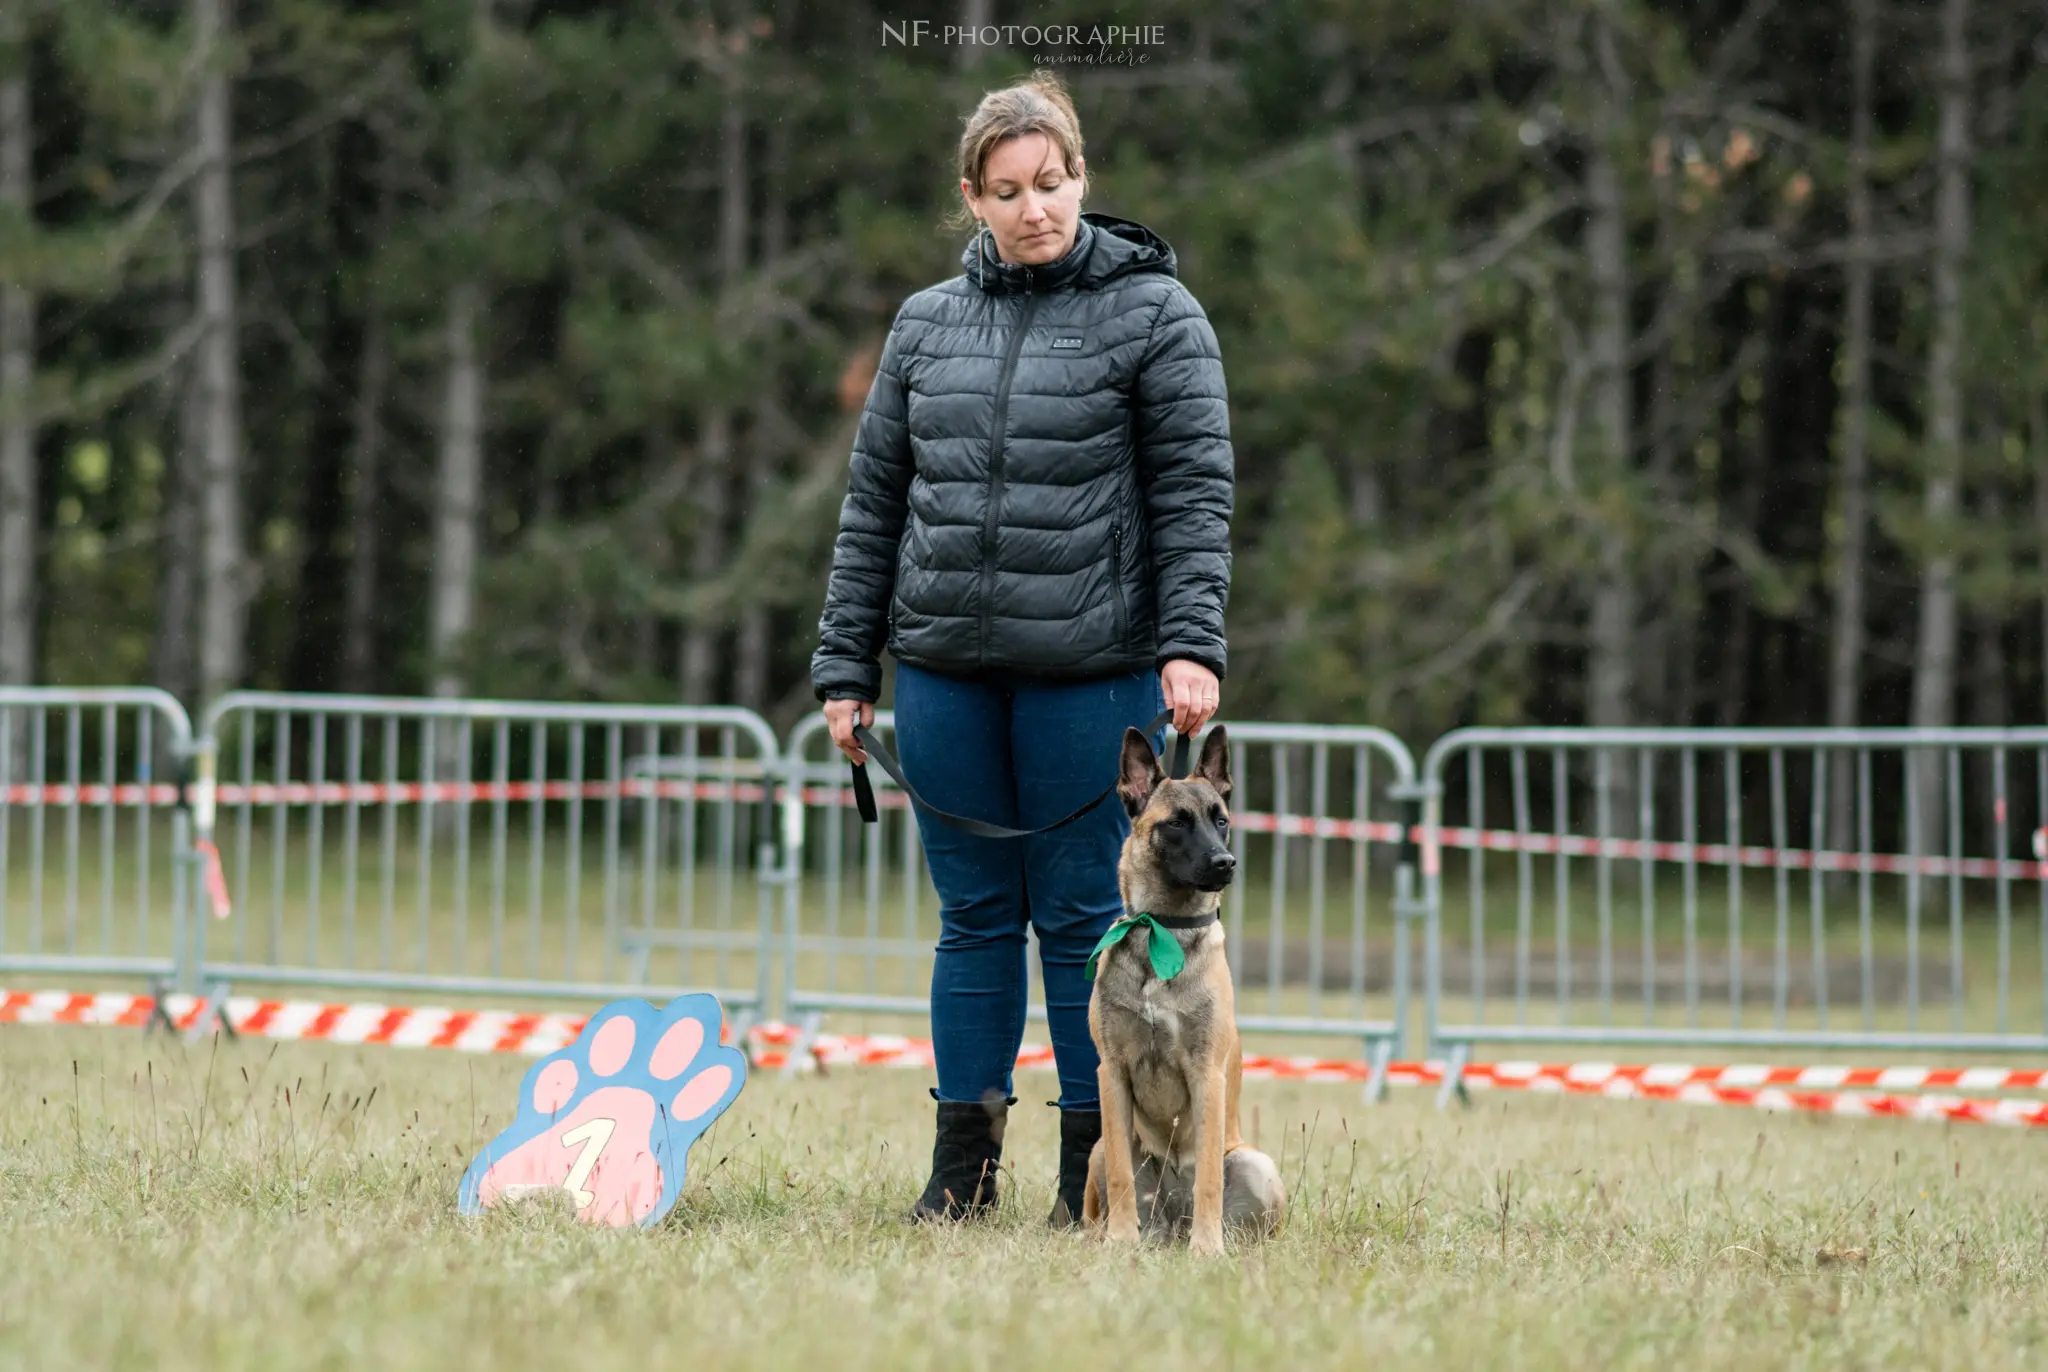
1136;911;1220;930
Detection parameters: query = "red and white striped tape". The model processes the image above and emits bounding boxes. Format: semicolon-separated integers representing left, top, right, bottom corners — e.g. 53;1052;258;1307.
8;987;2048;1129
1;783;184;806
1449;1066;2048;1129
0;779;775;809
205;779;776;807
0;988;591;1056
1449;1059;2048;1093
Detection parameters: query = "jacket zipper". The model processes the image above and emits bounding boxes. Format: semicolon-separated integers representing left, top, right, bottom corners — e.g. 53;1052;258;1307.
1110;519;1130;642
978;287;1043;666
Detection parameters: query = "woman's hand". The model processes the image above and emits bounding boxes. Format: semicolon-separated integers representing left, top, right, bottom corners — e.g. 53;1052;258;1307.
824;698;876;764
1161;660;1220;736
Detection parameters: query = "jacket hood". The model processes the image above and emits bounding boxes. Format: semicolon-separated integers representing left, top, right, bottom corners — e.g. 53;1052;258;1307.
962;212;1178;295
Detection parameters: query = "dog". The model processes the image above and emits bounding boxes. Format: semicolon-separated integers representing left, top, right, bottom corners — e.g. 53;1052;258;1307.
1081;724;1286;1256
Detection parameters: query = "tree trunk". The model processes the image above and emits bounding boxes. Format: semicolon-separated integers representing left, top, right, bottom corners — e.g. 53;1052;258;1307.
679;410;730;705
0;15;35;690
1581;5;1636;844
680;31;749;705
1585;3;1635;733
340;140;393;695
2036;390;2048;727
1968;468;2008;840
341;304;387;694
731;455;772;708
153;375;203;704
429;279;482;701
1717;446;1764;730
1910;0;1972;855
1634;127;1679;728
1829;0;1878;857
729;510;770;705
635;421;680;689
1972;477;2008;826
1970;615;2006;729
1668;587;1699;728
734;76;791;714
956;0;991;68
193;0;246;704
1547;4;1642;843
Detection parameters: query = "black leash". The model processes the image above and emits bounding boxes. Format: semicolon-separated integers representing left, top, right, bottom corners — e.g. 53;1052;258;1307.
849;707;1190;839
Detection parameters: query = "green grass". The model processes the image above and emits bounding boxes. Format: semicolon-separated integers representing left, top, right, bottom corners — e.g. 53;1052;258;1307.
5;1024;2048;1369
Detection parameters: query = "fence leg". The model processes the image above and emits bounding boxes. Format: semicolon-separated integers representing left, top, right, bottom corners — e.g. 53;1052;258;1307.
1434;1042;1471;1111
143;975;180;1037
1361;1036;1393;1105
147;796;198;1036
728;1004;758;1067
185;976;240;1042
1386;780;1439;1063
154;735;217;1040
783;1009;824;1079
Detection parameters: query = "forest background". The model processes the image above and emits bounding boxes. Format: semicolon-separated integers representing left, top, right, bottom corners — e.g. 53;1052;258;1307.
1;0;2043;754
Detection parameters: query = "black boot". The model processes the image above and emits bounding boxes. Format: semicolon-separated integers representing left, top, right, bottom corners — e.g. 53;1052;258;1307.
910;1091;1010;1222
1047;1103;1102;1230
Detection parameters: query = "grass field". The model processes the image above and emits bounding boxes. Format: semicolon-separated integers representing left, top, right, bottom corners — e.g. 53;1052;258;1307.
4;1024;2048;1370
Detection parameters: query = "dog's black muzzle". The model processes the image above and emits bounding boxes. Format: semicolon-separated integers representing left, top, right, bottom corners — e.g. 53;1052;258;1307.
1192;849;1237;893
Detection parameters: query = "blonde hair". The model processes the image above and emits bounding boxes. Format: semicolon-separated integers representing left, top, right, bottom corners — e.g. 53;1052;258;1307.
943;69;1086;234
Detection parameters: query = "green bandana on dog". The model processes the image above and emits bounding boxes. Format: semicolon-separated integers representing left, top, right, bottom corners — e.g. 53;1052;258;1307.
1084;913;1188;983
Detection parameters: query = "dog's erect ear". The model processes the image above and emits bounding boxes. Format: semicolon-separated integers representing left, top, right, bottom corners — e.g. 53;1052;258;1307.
1194;725;1232;799
1118;727;1165;816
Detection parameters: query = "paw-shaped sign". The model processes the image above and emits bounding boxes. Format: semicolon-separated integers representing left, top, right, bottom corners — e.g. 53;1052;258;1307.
458;994;746;1228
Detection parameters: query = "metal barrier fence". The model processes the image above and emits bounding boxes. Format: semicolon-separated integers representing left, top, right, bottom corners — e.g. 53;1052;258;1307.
26;687;2048;1098
195;693;784;1024
1419;727;2048;1100
779;711;1424;1085
777;710;932;1035
0;688;199;999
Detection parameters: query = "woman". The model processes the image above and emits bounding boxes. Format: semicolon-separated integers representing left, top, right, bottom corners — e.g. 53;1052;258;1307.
810;69;1234;1229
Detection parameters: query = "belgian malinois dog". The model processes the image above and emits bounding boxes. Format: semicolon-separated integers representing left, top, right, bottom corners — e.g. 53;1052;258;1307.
1081;725;1286;1255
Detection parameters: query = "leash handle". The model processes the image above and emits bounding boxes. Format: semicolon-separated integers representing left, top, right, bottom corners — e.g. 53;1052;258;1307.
848;706;1191;839
850;756;879;824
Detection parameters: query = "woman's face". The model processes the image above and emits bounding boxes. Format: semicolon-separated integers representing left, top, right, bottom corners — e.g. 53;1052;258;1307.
962;132;1085;267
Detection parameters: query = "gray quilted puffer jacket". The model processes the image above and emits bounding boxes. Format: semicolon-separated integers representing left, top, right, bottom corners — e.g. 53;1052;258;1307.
810;212;1235;703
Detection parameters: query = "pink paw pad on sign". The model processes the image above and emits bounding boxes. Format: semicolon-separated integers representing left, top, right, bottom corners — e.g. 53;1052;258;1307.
457;994;746;1228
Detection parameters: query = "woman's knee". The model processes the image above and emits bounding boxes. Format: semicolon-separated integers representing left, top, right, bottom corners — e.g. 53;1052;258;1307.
1024;847;1124;953
935;894;1030;953
1029;894;1121;960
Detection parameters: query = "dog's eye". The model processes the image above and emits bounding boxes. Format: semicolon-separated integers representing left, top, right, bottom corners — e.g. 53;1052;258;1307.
1162;814;1186;830
1214;812;1230;833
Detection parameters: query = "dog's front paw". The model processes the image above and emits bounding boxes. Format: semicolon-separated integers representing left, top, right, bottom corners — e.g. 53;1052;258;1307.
1189;1227;1226;1258
1106;1217;1142;1245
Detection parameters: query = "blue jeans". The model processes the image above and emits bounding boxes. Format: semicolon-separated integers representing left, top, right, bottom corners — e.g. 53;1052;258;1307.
893;661;1165;1109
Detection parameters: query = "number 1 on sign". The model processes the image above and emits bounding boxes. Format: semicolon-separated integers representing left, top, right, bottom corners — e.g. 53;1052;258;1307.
558;1118;617;1209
